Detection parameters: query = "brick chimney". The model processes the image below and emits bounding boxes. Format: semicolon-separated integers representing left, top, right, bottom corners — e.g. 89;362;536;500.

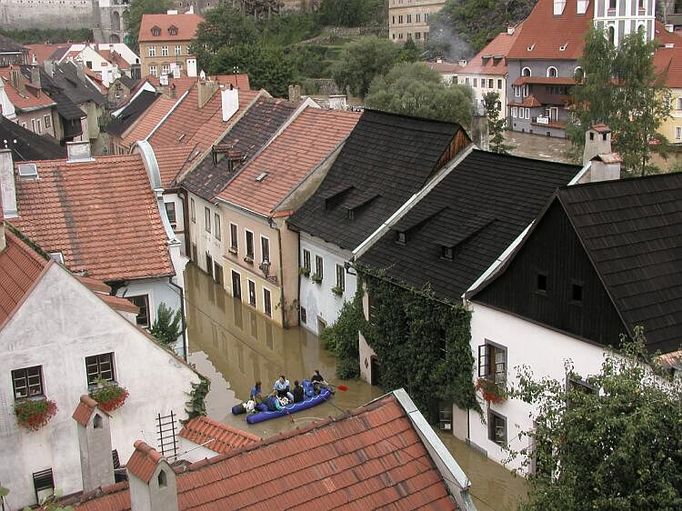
66;141;94;163
221;84;238;121
581;124;621;182
72;395;115;493
44;60;55;77
9;68;25;94
0;149;17;219
288;84;301;102
197;79;218;109
30;66;41;88
127;441;179;511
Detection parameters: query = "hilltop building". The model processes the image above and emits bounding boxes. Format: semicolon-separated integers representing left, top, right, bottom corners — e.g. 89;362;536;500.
388;0;446;43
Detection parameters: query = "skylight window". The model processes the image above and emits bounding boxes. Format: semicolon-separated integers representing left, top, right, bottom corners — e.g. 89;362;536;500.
255;172;268;182
17;163;38;178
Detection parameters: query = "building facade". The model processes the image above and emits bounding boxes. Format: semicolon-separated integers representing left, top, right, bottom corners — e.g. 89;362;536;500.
388;0;445;43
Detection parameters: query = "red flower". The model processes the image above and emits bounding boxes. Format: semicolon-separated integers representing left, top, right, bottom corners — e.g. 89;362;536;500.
15;399;58;431
90;383;129;412
475;377;507;404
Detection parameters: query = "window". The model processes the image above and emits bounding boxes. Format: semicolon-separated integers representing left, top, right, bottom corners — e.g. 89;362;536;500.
514;86;520;97
300;306;307;324
315;255;323;281
497;79;502;89
86;60;93;69
248;280;256;307
214;213;221;240
677;127;682;141
148;46;156;57
608;25;615;44
571;281;583;303
85;353;114;386
392;15;395;24
204;207;211;233
190;198;196;223
511;106;518;118
473;78;477;88
488;410;507;446
441;245;454;260
465;77;470;85
245;230;254;260
214;262;224;286
407;14;411;23
478;341;507;384
302;249;311;272
48;252;64;264
536;271;548;294
158;470;167;488
31;118;36;133
168;25;178;36
129;295;150;327
261;236;270;263
525;107;530;119
547;66;558;78
415;32;421;40
398;15;403;23
396;231;406;244
229;223;238;251
33;468;55;504
161;45;168;57
151;26;161;36
424;13;429;22
263;288;272;317
44;115;51;129
175;45;182;56
149;65;157;77
12;366;44;399
335;264;345;292
609;0;616;9
164;202;176;226
161;64;170;76
416;13;421;22
522;67;531;77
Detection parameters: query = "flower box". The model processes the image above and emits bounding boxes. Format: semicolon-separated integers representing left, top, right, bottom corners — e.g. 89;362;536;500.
15;398;57;431
331;286;343;296
311;273;322;285
475;377;507;404
89;381;129;412
299;267;310;277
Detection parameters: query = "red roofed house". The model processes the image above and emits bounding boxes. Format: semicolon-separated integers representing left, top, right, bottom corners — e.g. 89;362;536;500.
654;44;682;144
70;389;477;511
0;141;189;354
0;196;201;509
0;66;57;138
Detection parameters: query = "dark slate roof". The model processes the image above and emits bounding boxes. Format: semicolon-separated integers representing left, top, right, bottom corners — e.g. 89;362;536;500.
288;109;465;250
0;34;25;53
106;91;159;137
38;62;105;107
180;97;300;200
0;116;66;161
556;174;682;353
51;90;86;120
118;75;138;90
358;150;580;299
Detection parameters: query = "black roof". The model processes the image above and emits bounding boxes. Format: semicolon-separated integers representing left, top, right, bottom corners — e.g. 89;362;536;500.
0;116;66;161
556;174;682;352
181;97;300;200
106;91;159;137
0;34;25;54
37;62;105;108
288;109;466;250
118;75;139;90
357;150;580;299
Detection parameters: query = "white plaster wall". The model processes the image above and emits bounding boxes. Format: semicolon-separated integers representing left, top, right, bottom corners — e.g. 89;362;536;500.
164;192;186;257
0;264;199;509
457;74;507;112
298;233;357;335
461;301;610;472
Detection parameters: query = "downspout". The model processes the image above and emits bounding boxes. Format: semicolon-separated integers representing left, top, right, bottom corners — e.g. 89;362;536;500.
269;216;286;327
169;277;188;361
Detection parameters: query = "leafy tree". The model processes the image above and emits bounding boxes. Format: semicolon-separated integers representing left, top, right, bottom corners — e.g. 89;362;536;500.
319;0;386;27
123;0;173;50
331;36;400;97
398;38;422;63
569;28;672;176
511;333;682;511
320;292;364;379
0;28;93;44
365;62;473;127
483;91;513;153
150;302;183;349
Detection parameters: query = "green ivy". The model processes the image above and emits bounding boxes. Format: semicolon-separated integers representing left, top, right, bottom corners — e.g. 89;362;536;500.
184;375;210;423
321;289;364;379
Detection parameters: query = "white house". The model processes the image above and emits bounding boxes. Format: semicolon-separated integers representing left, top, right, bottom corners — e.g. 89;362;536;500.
0;223;200;509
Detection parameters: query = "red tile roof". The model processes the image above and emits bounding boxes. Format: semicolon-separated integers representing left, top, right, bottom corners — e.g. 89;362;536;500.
97;49;130;70
10;154;175;282
654;20;682;47
179;416;261;454
127;440;163;483
120;95;177;148
0;228;49;329
73;394;458;511
509;95;543;107
427;61;465;74
217;107;360;216
512;76;576;86
461;26;523;76
75;275;141;314
153;145;196;188
138;13;203;43
147;74;251;92
0;68;56;111
654;46;682;88
507;0;593;60
26;43;69;64
72;394;110;427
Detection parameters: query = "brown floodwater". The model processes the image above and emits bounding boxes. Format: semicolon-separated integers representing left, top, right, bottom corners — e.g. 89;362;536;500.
184;263;527;508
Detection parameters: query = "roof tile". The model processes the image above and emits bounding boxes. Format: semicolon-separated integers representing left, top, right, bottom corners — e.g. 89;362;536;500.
179;416;260;454
139;13;203;43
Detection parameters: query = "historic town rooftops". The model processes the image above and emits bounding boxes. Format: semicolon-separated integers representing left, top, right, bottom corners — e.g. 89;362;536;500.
181;96;302;201
288;109;469;251
0;34;27;56
153;145;196;188
512;76;577;86
38;61;106;107
0;116;66;161
179;416;261;454
138;12;204;43
507;0;593;61
654;45;682;88
72;390;467;511
0;67;56;111
26;43;70;64
120;95;177;149
217;107;360;217
106;90;160;137
460;25;523;76
10;154;174;282
358;150;580;300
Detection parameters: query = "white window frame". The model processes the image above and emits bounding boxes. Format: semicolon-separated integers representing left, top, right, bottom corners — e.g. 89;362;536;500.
148;46;156;57
260;235;270;263
521;67;531;77
676;127;682;140
315;255;324;281
175;45;182;56
247;279;256;307
546;66;558;78
190;198;196;223
263;287;272;317
149;65;157;77
229;223;238;252
214;213;221;240
511;106;518;118
161;45;168;57
245;230;255;260
335;264;345;292
204;207;211;233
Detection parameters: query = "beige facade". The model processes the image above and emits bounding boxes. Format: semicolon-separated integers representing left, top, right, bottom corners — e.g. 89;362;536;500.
139;40;196;78
15;106;56;139
661;88;682;145
388;0;446;43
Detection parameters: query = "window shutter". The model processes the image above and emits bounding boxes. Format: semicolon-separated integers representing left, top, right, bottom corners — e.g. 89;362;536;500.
478;344;490;377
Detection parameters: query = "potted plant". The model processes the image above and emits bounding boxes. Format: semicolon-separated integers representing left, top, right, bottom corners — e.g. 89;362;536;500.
475;377;507;404
89;380;129;412
311;273;322;285
15;398;58;431
331;285;343;296
299;266;310;278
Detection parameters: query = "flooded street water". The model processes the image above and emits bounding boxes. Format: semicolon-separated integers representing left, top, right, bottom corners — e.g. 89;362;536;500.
184;263;526;508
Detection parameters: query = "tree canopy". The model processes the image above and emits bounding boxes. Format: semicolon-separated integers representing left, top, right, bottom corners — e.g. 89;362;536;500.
123;0;173;50
512;334;682;511
319;0;387;27
365;62;473;127
569;28;672;176
331;36;401;97
483;91;512;153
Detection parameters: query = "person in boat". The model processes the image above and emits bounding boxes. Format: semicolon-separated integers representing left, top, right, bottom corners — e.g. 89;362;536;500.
311;369;333;394
274;375;293;401
292;380;304;403
250;381;263;403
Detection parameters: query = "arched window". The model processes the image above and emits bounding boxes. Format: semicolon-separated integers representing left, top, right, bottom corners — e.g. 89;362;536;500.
157;470;167;488
111;11;120;32
522;67;531;77
547;66;558;78
93;414;103;429
574;66;584;82
608;25;615;45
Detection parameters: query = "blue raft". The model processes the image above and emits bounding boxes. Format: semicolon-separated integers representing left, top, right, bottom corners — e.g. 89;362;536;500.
246;386;332;425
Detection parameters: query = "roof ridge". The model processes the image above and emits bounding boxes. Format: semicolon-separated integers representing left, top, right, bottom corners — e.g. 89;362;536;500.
558;169;682;193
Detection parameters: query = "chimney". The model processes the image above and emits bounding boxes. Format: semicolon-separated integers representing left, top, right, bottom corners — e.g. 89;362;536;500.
72;395;115;493
666;24;674;33
577;0;588;14
583;124;612;165
9;68;25;94
581;124;620;182
197;79;219;109
221;85;239;121
288;84;301;102
30;66;41;88
44;60;55;77
0;149;17;219
66;141;94;163
127;441;179;511
507;26;515;35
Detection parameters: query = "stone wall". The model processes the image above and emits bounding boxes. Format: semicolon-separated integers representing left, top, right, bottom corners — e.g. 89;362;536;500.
0;0;96;30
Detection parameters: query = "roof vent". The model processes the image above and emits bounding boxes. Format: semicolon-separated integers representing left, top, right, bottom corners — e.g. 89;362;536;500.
559;43;568;52
665;42;675;48
18;162;38;178
255;172;268;182
527;43;535;52
66;141;93;163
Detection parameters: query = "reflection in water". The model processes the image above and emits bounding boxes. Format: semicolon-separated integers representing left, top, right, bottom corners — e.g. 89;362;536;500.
184;264;526;508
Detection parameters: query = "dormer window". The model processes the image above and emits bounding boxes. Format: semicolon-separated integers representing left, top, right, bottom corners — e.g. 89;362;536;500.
168;25;178;36
396;231;406;244
441;245;454;260
151;26;161;36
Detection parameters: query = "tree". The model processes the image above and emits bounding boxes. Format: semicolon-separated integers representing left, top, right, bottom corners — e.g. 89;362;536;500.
150;303;183;349
511;334;682;510
122;0;173;50
482;91;512;153
365;62;473;127
319;0;386;27
569;28;672;176
331;37;400;98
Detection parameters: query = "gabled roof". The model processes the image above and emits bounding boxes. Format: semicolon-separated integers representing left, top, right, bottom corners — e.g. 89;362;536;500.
179;416;261;454
153;145;196;188
120;95;176;148
106;90;159;137
181;97;301;200
288;109;467;251
460;26;523;76
72;392;462;511
10;154;174;282
0;67;56;111
138;13;203;43
217;107;360;217
358;150;580;299
26;43;70;64
39;62;106;107
654;45;682;88
0;116;66;161
0;34;26;54
507;0;593;61
117;75;138;90
654;20;682;47
72;395;110;427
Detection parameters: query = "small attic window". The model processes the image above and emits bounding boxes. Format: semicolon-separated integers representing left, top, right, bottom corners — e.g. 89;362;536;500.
49;252;64;264
18;162;38;178
347;209;354;220
255;172;268;182
157;470;167;488
177;133;185;142
441;246;454;260
396;231;406;244
151;26;161;36
168;25;178;36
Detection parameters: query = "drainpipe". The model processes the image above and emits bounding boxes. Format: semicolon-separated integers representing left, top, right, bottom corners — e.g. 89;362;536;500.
269;216;287;328
169;277;188;361
178;188;191;257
